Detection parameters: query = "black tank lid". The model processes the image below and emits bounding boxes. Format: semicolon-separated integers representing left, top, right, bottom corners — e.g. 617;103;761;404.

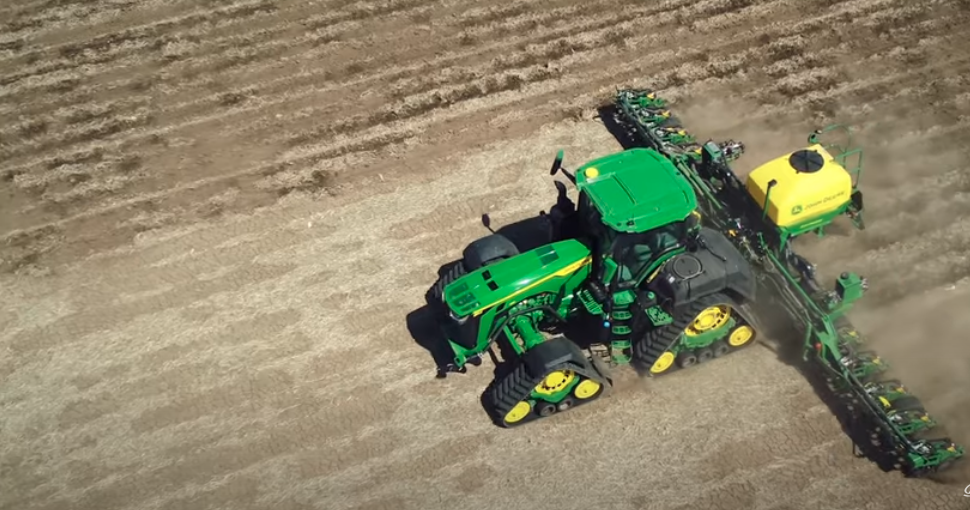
789;149;824;173
672;254;702;279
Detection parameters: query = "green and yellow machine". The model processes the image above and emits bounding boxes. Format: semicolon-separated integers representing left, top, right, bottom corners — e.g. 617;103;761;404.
423;88;964;477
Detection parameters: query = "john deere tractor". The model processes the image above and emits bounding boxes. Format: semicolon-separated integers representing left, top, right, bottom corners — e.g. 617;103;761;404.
423;88;964;477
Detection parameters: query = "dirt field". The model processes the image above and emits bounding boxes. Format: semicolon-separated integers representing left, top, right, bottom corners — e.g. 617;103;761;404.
3;0;970;509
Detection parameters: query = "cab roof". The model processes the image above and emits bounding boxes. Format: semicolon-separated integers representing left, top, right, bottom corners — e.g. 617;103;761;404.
574;148;697;233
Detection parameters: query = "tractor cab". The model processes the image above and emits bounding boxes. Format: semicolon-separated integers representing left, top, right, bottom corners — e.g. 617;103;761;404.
562;148;700;291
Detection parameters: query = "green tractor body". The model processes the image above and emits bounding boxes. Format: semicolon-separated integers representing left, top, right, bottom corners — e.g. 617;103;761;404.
423;88;964;477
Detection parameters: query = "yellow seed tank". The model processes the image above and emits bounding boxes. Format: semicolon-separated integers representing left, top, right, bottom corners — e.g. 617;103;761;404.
745;145;853;228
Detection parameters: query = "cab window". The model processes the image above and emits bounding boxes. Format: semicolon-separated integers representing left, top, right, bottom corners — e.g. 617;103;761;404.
578;192;613;255
615;221;687;283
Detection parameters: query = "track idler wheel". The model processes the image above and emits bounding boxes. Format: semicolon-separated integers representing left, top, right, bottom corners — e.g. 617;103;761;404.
574;378;604;400
648;351;677;375
504;401;533;424
727;324;756;349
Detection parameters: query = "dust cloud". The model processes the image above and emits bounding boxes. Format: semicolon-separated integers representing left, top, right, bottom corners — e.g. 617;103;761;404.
677;86;970;485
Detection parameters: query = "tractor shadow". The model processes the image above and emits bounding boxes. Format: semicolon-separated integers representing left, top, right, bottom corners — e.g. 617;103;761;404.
755;312;917;478
403;261;517;427
405;304;454;377
484;212;557;253
405;213;557;424
404;213;557;373
405;215;553;366
405;260;467;378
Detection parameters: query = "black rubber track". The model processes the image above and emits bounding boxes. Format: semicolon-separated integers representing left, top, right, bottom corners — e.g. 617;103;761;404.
427;261;467;308
632;291;755;375
487;340;613;428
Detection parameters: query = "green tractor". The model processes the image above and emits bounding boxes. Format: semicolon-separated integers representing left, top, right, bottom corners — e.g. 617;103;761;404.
423;89;965;478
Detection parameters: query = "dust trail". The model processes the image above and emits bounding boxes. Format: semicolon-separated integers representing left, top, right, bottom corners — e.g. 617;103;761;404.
855;279;970;479
684;74;970;477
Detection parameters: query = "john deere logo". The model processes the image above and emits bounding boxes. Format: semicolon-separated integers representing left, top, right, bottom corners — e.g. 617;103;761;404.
791;205;803;215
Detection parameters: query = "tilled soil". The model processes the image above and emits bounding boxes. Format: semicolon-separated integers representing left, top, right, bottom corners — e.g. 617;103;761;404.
2;1;969;509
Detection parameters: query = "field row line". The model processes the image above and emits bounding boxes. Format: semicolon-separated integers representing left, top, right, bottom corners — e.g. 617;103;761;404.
3;37;968;244
0;0;909;171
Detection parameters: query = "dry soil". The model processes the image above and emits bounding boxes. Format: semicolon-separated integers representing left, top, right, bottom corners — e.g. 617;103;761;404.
2;1;970;509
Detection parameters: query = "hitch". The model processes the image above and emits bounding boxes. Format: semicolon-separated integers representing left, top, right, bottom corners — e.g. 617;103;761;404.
436;364;466;379
436;353;482;378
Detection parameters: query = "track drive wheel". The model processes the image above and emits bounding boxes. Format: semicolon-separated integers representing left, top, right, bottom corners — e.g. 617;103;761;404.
487;337;612;428
633;292;755;377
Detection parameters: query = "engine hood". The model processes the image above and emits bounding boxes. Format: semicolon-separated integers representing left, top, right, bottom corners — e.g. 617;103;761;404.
444;239;592;318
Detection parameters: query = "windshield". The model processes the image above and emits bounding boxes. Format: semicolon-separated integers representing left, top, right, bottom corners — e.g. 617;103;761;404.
579;190;688;286
578;191;614;252
614;220;687;283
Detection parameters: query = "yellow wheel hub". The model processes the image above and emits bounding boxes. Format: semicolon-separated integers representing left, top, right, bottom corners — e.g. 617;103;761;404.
574;379;601;399
504;401;531;424
686;305;731;336
650;351;675;374
728;325;754;347
535;370;576;395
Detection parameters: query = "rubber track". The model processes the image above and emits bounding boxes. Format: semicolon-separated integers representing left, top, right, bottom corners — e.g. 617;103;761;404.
487;351;611;428
632;292;752;373
427;260;468;307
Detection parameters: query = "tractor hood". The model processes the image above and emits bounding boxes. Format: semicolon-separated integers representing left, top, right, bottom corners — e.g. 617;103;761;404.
444;239;592;318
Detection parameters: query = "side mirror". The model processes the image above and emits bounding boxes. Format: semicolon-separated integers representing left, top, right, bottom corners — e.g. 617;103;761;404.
549;149;565;176
481;213;491;230
549;149;576;184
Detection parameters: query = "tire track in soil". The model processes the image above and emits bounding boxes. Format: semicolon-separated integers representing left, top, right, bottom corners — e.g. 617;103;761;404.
0;0;680;166
0;0;912;187
4;0;961;276
0;0;434;112
0;0;604;118
0;0;932;157
0;0;704;239
3;6;964;282
5;0;944;182
0;0;281;91
4;1;970;510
